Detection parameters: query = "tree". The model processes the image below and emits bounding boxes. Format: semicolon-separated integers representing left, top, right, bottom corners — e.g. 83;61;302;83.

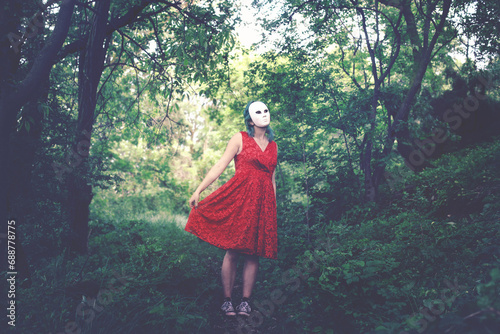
2;0;237;254
455;0;500;59
253;0;455;201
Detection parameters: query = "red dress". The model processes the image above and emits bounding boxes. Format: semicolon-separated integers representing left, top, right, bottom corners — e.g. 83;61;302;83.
185;131;278;259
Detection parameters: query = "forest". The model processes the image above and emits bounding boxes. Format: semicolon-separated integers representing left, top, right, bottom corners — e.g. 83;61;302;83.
1;0;499;333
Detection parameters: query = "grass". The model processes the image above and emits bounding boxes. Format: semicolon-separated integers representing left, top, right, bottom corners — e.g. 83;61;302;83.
11;138;500;334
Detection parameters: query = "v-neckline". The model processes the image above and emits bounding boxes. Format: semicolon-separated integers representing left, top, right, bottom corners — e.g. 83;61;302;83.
252;136;269;153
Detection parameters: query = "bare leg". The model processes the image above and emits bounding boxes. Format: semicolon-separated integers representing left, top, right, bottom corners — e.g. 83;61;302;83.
242;254;259;298
221;250;239;298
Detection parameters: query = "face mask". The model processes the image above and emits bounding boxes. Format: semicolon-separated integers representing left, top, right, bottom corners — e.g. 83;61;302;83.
249;102;270;127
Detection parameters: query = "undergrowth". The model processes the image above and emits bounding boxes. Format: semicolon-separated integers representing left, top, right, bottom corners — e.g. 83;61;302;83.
11;139;500;334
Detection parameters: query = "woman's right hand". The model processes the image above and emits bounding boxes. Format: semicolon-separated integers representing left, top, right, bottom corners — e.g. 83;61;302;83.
189;192;200;209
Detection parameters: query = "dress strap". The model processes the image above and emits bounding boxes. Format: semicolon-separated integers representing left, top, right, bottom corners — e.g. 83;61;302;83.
240;131;249;145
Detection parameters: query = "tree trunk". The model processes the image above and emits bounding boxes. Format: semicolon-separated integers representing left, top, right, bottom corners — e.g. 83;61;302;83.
391;0;452;173
1;0;75;251
368;0;452;198
68;0;111;253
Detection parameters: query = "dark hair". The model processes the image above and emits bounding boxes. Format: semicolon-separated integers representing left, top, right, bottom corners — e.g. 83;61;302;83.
243;100;274;142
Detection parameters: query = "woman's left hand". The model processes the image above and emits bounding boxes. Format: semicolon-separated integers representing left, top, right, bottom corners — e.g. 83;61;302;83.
189;192;200;209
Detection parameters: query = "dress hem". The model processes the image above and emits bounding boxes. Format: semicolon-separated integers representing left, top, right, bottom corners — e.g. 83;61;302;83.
185;227;278;260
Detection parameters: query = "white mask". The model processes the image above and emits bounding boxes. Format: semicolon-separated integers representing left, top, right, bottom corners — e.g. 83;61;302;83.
249;102;270;128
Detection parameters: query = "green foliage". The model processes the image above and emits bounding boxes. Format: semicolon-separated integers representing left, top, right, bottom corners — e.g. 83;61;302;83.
282;139;500;333
13;138;500;334
92;138;190;217
455;0;500;58
392;139;500;219
7;1;500;333
476;268;500;317
17;213;226;333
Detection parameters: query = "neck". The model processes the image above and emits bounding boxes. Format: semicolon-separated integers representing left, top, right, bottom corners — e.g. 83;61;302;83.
253;126;267;140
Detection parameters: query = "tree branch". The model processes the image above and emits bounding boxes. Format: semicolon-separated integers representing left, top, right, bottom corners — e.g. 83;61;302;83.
379;11;403;83
57;0;157;61
12;0;76;109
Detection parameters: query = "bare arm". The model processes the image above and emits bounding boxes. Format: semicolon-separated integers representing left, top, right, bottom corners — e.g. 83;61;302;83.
272;144;278;201
272;170;276;201
189;133;242;208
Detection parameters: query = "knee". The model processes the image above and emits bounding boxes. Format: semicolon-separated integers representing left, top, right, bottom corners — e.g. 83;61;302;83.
225;250;240;262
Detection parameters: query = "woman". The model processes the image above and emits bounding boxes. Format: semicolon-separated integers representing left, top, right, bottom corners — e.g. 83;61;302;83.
185;101;278;317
